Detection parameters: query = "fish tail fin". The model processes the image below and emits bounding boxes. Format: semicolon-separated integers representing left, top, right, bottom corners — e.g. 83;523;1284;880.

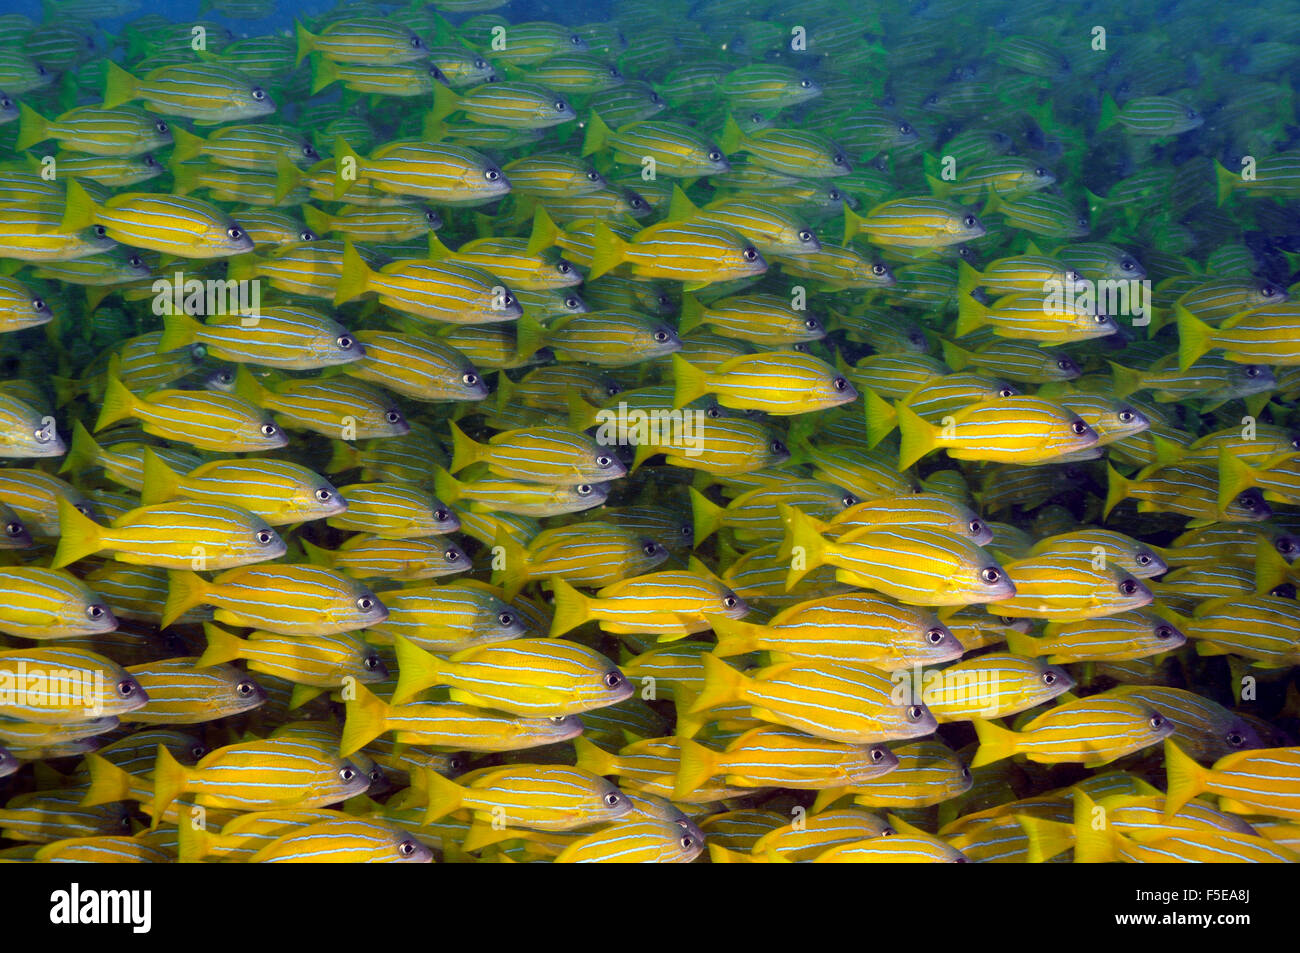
169;125;205;163
59;419;101;475
842;204;865;245
139;447;183;506
863;387;898;447
1004;629;1040;657
59;177;98;234
161;570;209;630
157;308;201;353
672;738;719;800
325;439;360;474
710;844;754;863
1103;463;1133;519
780;503;827;588
1217;446;1258;517
15;102;50;151
1214;160;1238;206
678;293;707;336
309;52;339;95
572;736;617;776
294;19;316;65
420;767;465;824
956;259;982;295
581;110;611;156
689;653;746;713
392;635;443;705
334;238;373;306
667;184;700;222
331;136;362;199
341;682;390;756
231;365;271;408
1162;739;1208;820
548;577;591;636
102;60;139;108
1098;92;1120;131
688;487;726;546
430;80;462;123
719;113;745;155
272;153;301;204
1254;535;1289;595
896;401;939;470
925;172;953;199
1020;814;1081;863
432;466;462;505
525;204;562;255
1176;305;1214;371
586;222;627;281
196;623;245;668
513;309;546;363
490;529;531;600
52;496;103;568
176;816;216;864
970;718;1019;767
1107;360;1144;399
151;744;191;828
954;292;987;337
94;371;137;432
82;753;135;807
671;353;710;409
709;615;763;657
299;538;335;568
448;420;484;474
301;205;331;238
169;160;201;196
940;337;972;371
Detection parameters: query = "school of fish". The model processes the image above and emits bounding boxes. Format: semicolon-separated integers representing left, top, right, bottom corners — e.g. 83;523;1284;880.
0;0;1298;863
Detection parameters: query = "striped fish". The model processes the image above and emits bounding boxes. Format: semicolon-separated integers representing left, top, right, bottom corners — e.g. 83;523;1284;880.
432;81;576;129
122;657;264;724
675;726;897;796
581;113;729;178
845;196;984;247
556;817;702;863
366;582;527;654
972;694;1173;767
1165;740;1300;821
720;116;851;178
435;466;609;516
294;17;426;65
232;368;409;440
325;482;456;538
198;625;386;702
1099;93;1203;136
420;764;628;836
16;104;173;156
103;61;274;124
550;569;746;639
0;644;140;722
302;534;469;582
330;139;509;205
1009;610;1184;663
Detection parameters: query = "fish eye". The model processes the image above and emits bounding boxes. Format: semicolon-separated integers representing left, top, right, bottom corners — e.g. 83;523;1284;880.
963;215;977;228
603;671;623;688
33;424;53;443
596;454;613;468
606;383;621;396
770;439;787;454
576;484;593;496
1260;285;1278;297
554;100;568;111
75;503;93;516
981;567;1002;583
653;329;671;342
708;150;723;161
870;746;885;762
302;143;318;158
462;372;479;386
1118;409;1135;422
339;766;356;782
871;263;888;275
256;530;274;545
128;254;143;267
1185;108;1196;119
570;34;582;44
1121;259;1135;271
0;96;10;108
385;410;403;424
336;335;354;349
260;423;278;436
723;595;738;608
828;189;842;200
398;840;418;857
142;155;158;168
1034;167;1046;176
299;230;317;241
1076;217;1088;227
251;87;266;101
805;317;820;329
998;386;1015;397
799;77;813;88
1135;552;1152;565
236;680;256;697
565;296;581;309
4;521;23;536
1149;714;1165;730
832;153;845;165
926;627;946;644
357;596;376;611
409;34;423;47
1155;625;1175;640
474;58;488;68
557;261;571;274
1226;731;1245;747
925;94;939;105
31;297;45;311
642;541;659;555
191;744;207;759
906;704;925;721
1043;670;1059;686
116;678;136;696
1278;538;1297;554
484;168;501;181
706;406;721;418
227;226;244;241
1244;365;1261;378
1070;420;1089;435
969;519;984;535
899;122;912;134
832;376;849;392
1057;358;1075;370
363;654;381;670
602;791;622;808
88;604;108;620
155;119;169;133
842;494;858;507
1094;313;1110;323
798;229;814;242
1119;578;1139;595
741;246;759;262
93;225;107;237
